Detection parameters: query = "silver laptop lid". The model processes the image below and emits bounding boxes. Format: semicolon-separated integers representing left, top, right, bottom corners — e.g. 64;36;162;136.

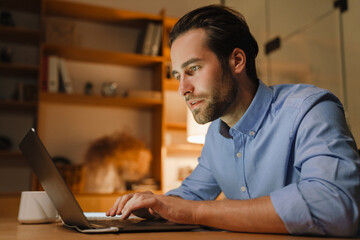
19;128;91;229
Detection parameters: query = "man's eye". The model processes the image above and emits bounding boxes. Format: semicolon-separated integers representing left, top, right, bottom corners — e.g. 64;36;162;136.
188;65;200;75
190;66;199;73
174;74;180;81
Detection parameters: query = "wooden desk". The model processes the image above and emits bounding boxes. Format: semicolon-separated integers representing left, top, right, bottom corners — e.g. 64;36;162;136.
0;217;358;240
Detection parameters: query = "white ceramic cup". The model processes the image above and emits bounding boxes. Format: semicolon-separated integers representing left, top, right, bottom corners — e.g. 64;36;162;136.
18;191;59;224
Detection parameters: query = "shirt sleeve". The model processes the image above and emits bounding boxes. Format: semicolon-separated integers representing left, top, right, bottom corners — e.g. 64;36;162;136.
165;155;222;201
270;95;360;236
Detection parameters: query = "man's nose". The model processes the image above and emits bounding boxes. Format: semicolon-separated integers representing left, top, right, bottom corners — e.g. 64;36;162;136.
178;76;193;96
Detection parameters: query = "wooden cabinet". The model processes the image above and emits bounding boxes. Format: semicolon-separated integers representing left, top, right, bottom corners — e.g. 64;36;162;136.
0;0;41;168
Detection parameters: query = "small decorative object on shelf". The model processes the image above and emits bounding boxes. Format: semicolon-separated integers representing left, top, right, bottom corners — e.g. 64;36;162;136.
166;62;172;79
0;11;15;27
101;82;118;97
0;47;13;63
12;83;38;102
84;82;93;95
0;136;12;150
46;18;77;46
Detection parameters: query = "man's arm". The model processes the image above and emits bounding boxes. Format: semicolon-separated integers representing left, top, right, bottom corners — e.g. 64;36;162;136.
106;191;288;234
195;196;287;233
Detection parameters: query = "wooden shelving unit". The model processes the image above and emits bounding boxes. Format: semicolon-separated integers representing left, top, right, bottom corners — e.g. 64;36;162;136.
163;79;179;91
0;0;41;176
162;17;178;60
166;144;203;156
43;44;164;67
0;100;37;112
44;0;162;26
0;26;41;45
0;151;27;167
0;0;42;13
166;121;186;131
0;63;39;78
39;92;162;109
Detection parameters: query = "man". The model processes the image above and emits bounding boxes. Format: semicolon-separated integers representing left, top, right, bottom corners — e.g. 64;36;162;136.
107;5;360;236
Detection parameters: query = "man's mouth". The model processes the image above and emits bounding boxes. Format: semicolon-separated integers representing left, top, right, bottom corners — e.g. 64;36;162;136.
188;99;203;110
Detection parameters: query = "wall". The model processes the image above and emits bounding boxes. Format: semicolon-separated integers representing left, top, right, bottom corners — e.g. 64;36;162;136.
59;0;220;18
343;0;360;144
226;0;360;145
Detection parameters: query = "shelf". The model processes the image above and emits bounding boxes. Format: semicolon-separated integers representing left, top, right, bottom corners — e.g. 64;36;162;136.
0;100;37;112
166;144;203;156
166;122;186;131
163;79;179;91
43;44;164;67
0;0;42;13
44;0;162;27
0;62;39;78
39;92;162;109
0;150;22;158
0;26;40;45
0;150;27;167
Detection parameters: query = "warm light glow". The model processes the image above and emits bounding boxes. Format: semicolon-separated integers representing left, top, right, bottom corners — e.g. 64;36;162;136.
186;108;210;144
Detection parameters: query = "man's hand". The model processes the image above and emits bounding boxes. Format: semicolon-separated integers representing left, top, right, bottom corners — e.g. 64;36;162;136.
106;192;287;233
106;191;199;224
106;191;154;219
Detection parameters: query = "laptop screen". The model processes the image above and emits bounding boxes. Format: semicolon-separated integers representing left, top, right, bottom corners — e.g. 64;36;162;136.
19;128;91;229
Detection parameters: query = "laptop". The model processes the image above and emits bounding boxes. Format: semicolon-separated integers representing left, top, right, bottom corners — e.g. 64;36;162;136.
19;128;201;233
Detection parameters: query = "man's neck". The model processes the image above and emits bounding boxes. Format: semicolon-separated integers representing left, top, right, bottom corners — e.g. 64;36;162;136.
221;77;258;128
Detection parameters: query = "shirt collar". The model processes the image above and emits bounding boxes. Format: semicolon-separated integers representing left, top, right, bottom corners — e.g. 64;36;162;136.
218;80;273;138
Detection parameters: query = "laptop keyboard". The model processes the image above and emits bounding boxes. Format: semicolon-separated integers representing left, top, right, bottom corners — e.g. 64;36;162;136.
89;218;143;229
89;218;187;230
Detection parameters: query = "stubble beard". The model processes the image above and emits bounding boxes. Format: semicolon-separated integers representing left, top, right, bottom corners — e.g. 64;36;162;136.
191;69;238;124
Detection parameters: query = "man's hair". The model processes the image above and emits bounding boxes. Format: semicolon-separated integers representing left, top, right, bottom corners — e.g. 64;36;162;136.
169;5;259;81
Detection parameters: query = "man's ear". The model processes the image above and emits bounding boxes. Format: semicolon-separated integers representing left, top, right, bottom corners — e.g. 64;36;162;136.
229;48;246;74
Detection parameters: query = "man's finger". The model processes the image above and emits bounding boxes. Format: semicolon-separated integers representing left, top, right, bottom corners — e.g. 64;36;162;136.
106;196;122;216
116;193;133;215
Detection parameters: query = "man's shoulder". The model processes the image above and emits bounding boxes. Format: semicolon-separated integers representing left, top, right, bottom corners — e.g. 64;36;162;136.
270;84;339;109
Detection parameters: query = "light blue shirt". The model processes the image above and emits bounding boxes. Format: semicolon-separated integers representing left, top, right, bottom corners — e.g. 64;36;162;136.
166;80;360;236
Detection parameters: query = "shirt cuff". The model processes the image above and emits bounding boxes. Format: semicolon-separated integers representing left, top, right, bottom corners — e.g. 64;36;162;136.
164;188;201;200
270;183;324;235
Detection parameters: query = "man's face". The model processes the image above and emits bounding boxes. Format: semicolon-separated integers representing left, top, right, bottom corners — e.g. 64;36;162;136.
170;29;238;124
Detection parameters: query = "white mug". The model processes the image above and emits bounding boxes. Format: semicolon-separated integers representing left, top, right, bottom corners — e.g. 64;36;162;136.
18;191;59;224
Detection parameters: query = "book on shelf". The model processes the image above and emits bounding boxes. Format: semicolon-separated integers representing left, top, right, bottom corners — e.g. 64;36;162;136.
45;56;73;94
47;55;59;93
137;22;162;56
58;58;73;94
41;56;48;91
140;22;155;55
150;23;162;56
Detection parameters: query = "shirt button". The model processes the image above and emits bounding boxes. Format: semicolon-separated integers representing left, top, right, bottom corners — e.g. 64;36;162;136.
250;131;255;136
241;186;247;192
236;152;242;158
